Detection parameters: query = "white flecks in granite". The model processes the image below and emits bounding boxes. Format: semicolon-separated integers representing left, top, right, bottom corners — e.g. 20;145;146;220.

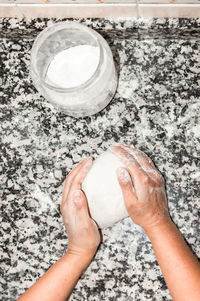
1;18;200;301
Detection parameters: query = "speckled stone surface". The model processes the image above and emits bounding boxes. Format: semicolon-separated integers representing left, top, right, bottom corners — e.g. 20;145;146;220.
1;17;200;39
0;18;200;301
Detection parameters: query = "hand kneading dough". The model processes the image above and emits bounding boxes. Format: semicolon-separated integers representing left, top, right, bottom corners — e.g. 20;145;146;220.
82;151;128;228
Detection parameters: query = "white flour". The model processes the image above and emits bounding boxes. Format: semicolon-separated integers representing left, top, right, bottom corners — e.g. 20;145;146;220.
46;45;100;89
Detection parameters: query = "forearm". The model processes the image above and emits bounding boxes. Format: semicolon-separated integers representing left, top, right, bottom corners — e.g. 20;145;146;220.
17;252;92;301
145;220;200;301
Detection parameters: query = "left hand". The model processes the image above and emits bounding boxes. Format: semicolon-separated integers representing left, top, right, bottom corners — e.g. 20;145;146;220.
60;157;101;259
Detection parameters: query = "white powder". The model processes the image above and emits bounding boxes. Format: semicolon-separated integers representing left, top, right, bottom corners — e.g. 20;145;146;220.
46;45;100;89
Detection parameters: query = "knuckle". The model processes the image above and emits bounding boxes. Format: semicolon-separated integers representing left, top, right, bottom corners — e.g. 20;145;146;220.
126;202;134;212
83;223;90;232
117;168;131;185
143;174;150;184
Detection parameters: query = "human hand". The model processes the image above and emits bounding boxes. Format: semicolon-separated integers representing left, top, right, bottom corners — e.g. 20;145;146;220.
60;157;100;259
110;144;171;233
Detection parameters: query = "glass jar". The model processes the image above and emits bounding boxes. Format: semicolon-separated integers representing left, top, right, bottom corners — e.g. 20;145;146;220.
30;21;117;117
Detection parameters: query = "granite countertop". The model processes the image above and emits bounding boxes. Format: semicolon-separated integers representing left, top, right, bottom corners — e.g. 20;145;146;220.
0;18;200;301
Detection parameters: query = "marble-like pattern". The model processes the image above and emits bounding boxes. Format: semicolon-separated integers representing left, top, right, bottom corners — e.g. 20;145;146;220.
0;18;200;301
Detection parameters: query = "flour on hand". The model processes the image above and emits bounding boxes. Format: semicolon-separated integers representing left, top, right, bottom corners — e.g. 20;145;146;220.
82;151;129;228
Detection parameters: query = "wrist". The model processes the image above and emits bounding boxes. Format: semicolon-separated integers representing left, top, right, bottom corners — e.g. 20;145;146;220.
66;247;97;267
59;251;93;279
62;252;90;273
144;218;174;238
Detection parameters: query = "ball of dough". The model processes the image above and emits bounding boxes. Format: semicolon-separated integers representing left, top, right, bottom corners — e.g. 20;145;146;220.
82;151;128;228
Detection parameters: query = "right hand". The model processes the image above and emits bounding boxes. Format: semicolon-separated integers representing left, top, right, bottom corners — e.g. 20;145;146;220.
110;144;171;232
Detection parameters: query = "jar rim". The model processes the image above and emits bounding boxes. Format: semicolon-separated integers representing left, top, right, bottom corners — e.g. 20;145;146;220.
31;21;103;93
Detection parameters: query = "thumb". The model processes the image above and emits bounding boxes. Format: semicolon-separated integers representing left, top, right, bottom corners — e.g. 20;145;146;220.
116;167;137;210
72;189;90;221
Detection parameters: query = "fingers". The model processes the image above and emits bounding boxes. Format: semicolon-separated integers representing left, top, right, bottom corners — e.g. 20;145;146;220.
110;145;147;188
72;190;90;223
116;167;138;204
110;145;140;171
112;144;163;184
68;158;93;202
119;144;155;169
61;157;92;210
129;149;163;183
61;159;87;207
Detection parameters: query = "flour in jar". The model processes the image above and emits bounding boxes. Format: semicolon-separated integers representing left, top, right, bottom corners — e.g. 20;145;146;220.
46;45;100;89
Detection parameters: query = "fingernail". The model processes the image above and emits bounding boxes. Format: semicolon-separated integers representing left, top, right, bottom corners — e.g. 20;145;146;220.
112;142;121;147
116;167;131;183
73;190;82;204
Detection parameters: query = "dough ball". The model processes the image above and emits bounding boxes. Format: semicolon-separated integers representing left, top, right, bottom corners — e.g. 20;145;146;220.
82;151;128;228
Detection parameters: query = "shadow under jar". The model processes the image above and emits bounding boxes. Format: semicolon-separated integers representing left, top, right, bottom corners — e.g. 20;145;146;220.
30;21;118;117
